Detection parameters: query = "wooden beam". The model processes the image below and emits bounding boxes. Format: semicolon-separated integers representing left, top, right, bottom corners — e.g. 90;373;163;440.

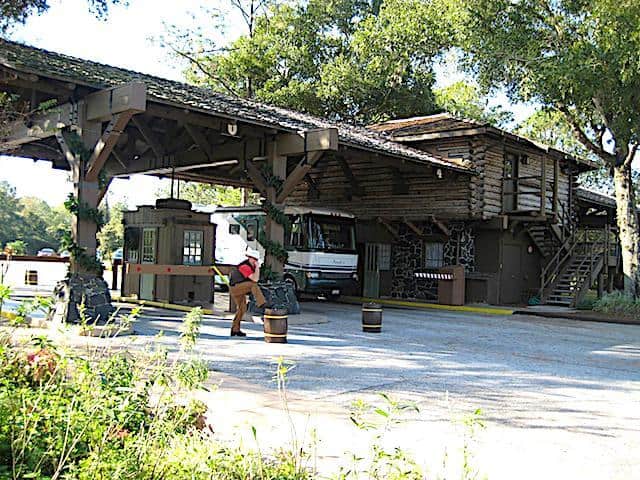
404;219;424;237
131;116;166;159
430;215;450;237
55;130;79;170
336;155;364;198
126;264;231;276
85;112;134;181
245;157;270;194
276;128;339;156
377;217;399;239
1;83;146;151
276;151;323;203
184;123;214;160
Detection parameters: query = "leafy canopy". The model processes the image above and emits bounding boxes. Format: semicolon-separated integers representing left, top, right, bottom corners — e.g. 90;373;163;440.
180;0;458;124
461;0;640;164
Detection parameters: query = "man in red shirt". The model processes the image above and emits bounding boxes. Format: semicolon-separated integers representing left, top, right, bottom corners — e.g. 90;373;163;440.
228;248;267;337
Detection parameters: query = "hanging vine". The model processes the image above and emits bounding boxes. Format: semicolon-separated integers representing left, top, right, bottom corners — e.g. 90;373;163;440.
61;131;106;275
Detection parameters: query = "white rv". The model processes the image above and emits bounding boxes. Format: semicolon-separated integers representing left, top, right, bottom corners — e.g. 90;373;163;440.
211;206;359;297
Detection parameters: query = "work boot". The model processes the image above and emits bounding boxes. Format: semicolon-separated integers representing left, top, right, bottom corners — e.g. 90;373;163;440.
230;330;247;337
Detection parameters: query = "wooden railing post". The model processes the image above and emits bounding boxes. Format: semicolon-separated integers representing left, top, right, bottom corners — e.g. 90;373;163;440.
540;158;547;217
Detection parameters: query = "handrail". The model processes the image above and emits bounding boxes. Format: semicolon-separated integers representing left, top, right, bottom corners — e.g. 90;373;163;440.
539;228;579;298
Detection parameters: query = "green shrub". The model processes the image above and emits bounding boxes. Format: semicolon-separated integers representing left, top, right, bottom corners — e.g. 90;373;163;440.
593;292;640;317
0;309;311;480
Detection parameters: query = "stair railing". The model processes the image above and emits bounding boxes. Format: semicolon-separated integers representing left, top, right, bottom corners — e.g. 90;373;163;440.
539;227;579;300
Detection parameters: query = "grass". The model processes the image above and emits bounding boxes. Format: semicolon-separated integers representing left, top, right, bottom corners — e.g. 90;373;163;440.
592;292;640;317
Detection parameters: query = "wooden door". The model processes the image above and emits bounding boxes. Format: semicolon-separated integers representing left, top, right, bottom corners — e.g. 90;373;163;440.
363;243;380;298
139;228;156;300
501;244;522;304
503;153;519;212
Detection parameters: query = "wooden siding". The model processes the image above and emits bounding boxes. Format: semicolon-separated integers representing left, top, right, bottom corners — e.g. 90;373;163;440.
287;154;473;220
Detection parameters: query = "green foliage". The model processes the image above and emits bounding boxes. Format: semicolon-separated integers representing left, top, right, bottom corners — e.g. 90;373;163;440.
0;181;22;250
158;181;245;207
0;284;11;319
0;182;71;255
460;0;640;293
257;232;289;264
60;232;104;275
434;81;512;127
64;193;105;228
0;308;313;480
593;292;640;317
175;0;457;124
96;201;125;262
4;239;26;255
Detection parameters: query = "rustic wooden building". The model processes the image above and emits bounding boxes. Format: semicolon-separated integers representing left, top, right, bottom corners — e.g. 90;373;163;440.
288;113;617;306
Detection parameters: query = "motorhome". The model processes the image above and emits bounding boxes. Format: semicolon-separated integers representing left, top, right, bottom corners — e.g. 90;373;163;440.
211;206;359;297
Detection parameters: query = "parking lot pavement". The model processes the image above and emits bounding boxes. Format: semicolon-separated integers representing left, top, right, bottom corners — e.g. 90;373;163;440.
46;302;640;478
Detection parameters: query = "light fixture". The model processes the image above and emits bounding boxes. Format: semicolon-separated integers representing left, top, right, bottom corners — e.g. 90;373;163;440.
436;168;443;179
226;122;238;136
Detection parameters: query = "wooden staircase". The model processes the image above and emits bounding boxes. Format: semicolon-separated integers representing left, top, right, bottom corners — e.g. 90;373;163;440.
527;224;560;257
545;250;605;306
539;228;609;307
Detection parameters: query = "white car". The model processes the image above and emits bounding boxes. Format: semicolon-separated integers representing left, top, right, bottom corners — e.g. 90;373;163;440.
36;248;56;257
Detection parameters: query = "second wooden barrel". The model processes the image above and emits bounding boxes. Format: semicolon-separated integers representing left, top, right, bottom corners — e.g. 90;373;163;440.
24;270;38;286
263;308;288;344
362;303;382;332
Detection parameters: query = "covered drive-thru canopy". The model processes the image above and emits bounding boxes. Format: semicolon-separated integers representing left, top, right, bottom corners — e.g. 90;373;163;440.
0;39;472;275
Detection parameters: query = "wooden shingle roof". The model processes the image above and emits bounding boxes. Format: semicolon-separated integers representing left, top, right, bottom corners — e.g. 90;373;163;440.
0;40;473;174
370;113;599;171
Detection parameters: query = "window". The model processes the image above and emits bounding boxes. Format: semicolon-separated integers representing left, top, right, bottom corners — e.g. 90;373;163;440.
378;243;391;271
424;242;444;269
142;228;156;263
229;224;240;235
286;215;306;248
183;230;203;265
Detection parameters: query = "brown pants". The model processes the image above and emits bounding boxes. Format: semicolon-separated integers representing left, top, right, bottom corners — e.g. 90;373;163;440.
229;281;266;332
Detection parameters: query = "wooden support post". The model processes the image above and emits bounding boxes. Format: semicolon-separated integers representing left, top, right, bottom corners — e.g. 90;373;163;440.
266;141;287;274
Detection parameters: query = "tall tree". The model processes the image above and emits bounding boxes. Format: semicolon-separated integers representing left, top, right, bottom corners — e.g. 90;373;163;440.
460;0;640;295
171;0;455;124
0;181;21;249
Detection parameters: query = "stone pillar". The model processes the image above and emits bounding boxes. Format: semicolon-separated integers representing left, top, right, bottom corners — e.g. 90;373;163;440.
52;113;114;324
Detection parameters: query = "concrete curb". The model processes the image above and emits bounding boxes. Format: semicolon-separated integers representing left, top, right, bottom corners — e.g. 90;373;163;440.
113;296;220;316
513;309;640;325
340;296;515;316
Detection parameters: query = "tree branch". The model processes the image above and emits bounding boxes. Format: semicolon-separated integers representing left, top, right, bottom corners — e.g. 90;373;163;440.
625;143;639;169
558;106;615;164
168;46;240;98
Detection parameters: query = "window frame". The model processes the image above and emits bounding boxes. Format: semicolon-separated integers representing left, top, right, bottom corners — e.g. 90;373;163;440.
183;230;204;266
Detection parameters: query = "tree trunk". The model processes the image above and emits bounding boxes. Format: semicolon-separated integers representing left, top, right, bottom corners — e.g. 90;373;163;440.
613;163;640;297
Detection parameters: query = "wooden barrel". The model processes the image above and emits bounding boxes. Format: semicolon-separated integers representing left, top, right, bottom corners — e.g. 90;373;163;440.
362;303;382;332
24;270;38;286
263;308;288;343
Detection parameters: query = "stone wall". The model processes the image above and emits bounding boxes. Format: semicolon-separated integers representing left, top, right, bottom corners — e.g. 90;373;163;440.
390;222;475;301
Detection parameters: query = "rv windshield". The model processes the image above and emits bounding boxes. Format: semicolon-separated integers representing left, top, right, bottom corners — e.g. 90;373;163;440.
307;215;355;252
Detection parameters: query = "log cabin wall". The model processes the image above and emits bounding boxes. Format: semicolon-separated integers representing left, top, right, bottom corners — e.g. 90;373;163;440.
287;152;474;220
418;135;573;220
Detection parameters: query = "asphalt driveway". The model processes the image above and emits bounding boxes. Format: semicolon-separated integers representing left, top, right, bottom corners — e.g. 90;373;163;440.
56;301;640;479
